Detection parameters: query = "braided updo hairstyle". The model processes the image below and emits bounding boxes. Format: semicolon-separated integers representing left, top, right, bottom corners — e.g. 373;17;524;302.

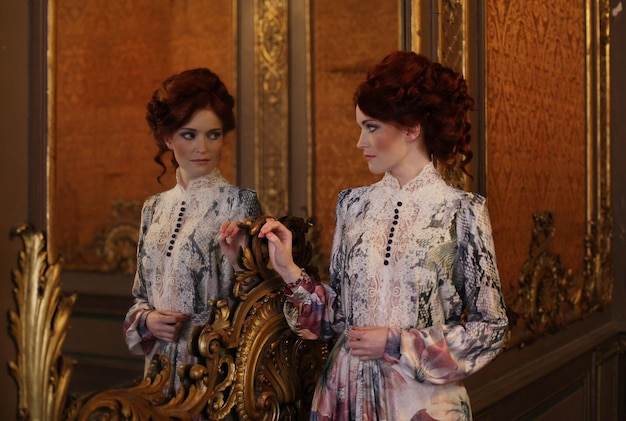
146;68;236;182
353;51;474;175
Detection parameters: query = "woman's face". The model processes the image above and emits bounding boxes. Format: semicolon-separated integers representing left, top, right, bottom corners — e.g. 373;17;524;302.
355;106;420;183
166;108;224;186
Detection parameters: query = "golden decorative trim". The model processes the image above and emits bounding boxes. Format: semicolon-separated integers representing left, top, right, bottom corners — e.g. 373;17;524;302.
438;0;470;190
254;0;290;216
583;0;612;311
439;0;468;75
8;217;326;420
47;0;57;260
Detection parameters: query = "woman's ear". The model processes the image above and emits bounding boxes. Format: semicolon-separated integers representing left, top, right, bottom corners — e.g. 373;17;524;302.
405;124;422;142
165;137;174;150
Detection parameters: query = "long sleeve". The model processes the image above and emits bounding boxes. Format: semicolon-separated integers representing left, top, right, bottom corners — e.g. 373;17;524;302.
123;196;158;355
382;195;508;384
283;191;349;341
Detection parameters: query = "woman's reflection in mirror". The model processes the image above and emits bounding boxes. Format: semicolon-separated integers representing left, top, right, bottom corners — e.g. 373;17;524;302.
255;51;509;421
123;68;262;397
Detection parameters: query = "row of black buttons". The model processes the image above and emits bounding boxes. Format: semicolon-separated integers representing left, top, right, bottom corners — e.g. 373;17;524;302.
166;201;186;257
384;201;403;265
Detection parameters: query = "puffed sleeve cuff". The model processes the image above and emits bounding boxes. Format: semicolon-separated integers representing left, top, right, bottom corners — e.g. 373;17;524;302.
282;269;315;297
124;309;156;355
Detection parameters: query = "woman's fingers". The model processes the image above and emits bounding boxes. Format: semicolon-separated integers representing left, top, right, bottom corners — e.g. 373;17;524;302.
146;310;190;342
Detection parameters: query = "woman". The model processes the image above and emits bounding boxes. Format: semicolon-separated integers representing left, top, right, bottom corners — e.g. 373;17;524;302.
256;51;508;420
123;68;262;396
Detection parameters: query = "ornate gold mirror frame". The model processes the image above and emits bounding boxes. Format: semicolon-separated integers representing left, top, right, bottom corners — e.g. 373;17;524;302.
9;217;326;420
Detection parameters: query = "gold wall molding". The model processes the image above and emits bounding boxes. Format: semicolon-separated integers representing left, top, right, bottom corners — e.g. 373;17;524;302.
254;0;290;217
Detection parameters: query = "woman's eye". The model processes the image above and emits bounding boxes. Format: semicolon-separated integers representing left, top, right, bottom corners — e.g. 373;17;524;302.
366;124;378;133
181;131;196;140
208;131;223;140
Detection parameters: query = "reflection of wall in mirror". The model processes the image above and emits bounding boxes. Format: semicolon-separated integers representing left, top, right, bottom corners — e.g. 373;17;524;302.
53;0;236;272
312;1;401;272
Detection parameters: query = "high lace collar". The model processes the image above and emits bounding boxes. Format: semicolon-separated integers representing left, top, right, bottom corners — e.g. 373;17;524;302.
175;168;225;193
379;162;441;192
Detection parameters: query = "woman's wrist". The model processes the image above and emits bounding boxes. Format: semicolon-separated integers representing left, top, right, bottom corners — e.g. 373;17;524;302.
282;265;303;285
285;267;307;290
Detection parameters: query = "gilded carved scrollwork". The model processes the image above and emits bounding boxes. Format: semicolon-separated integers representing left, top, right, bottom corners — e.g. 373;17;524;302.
9;224;76;421
506;209;613;348
8;216;325;420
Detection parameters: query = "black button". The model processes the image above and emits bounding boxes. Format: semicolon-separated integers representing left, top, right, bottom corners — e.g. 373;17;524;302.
386;246;391;251
174;228;180;233
166;252;171;257
385;253;390;258
394;214;399;220
393;220;398;225
178;213;183;217
397;201;403;206
180;207;186;211
394;209;399;214
168;245;173;250
387;239;392;244
181;201;186;205
384;260;389;265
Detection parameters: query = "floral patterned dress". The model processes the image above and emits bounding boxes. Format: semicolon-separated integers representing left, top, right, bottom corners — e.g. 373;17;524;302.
284;163;508;421
123;168;261;395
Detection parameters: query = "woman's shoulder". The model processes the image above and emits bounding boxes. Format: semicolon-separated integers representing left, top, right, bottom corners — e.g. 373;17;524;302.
221;184;259;201
336;184;375;206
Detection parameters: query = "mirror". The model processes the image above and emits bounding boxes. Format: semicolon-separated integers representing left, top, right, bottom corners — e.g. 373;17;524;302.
42;0;421;397
51;0;237;273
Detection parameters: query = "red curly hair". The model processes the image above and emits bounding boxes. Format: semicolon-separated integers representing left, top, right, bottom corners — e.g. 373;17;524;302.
353;51;474;175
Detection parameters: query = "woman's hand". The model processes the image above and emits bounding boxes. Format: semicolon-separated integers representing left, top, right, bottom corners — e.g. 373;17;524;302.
145;310;190;342
257;218;301;283
218;219;247;269
346;326;389;360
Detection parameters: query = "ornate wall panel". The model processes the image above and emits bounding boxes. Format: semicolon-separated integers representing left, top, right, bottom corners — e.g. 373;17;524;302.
252;0;289;217
486;0;587;290
311;0;401;269
485;0;612;346
52;0;236;272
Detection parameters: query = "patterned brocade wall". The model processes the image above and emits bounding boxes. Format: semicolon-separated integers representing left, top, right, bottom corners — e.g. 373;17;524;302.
485;1;586;289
